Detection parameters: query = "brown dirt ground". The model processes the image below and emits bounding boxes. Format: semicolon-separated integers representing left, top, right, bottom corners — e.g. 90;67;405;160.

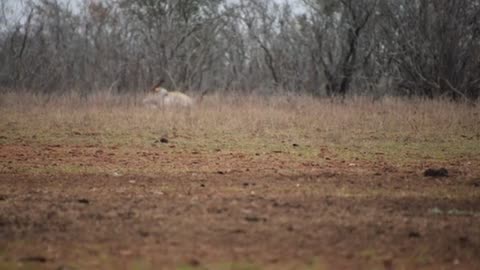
1;143;480;270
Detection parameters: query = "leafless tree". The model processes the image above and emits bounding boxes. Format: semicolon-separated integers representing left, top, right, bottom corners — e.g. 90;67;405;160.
301;0;378;97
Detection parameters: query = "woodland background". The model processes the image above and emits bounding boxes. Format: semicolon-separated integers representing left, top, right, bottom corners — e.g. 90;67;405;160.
1;0;479;101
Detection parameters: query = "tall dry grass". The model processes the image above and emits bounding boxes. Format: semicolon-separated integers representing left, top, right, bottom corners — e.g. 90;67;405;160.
0;91;479;159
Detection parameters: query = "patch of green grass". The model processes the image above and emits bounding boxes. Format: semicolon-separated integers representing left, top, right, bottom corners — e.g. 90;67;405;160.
178;262;261;270
130;260;152;270
0;163;107;176
331;136;480;164
0;261;39;270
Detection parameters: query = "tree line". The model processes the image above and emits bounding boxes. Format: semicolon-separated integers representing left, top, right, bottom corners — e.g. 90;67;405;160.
1;0;479;101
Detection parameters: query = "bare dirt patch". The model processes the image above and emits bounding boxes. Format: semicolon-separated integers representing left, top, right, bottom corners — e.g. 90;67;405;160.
1;144;479;269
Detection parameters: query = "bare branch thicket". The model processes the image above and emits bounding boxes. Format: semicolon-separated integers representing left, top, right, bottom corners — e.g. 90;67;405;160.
117;0;225;93
380;0;480;101
0;0;227;94
0;0;478;101
301;0;378;97
224;0;313;93
242;0;281;89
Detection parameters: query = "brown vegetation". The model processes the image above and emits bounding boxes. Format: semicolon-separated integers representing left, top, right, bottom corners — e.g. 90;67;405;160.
0;93;479;269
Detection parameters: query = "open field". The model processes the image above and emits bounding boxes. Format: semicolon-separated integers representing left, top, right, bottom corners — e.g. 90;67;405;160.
0;93;480;270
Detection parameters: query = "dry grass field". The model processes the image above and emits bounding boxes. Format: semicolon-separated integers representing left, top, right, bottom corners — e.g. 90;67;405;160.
0;92;479;270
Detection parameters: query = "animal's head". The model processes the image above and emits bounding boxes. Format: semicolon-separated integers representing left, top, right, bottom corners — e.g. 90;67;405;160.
148;79;166;94
152;87;169;97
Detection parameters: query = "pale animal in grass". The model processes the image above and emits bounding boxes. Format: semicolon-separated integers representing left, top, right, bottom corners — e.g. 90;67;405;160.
143;85;194;109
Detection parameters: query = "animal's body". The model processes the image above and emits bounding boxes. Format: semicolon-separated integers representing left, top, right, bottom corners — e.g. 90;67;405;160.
142;87;194;108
